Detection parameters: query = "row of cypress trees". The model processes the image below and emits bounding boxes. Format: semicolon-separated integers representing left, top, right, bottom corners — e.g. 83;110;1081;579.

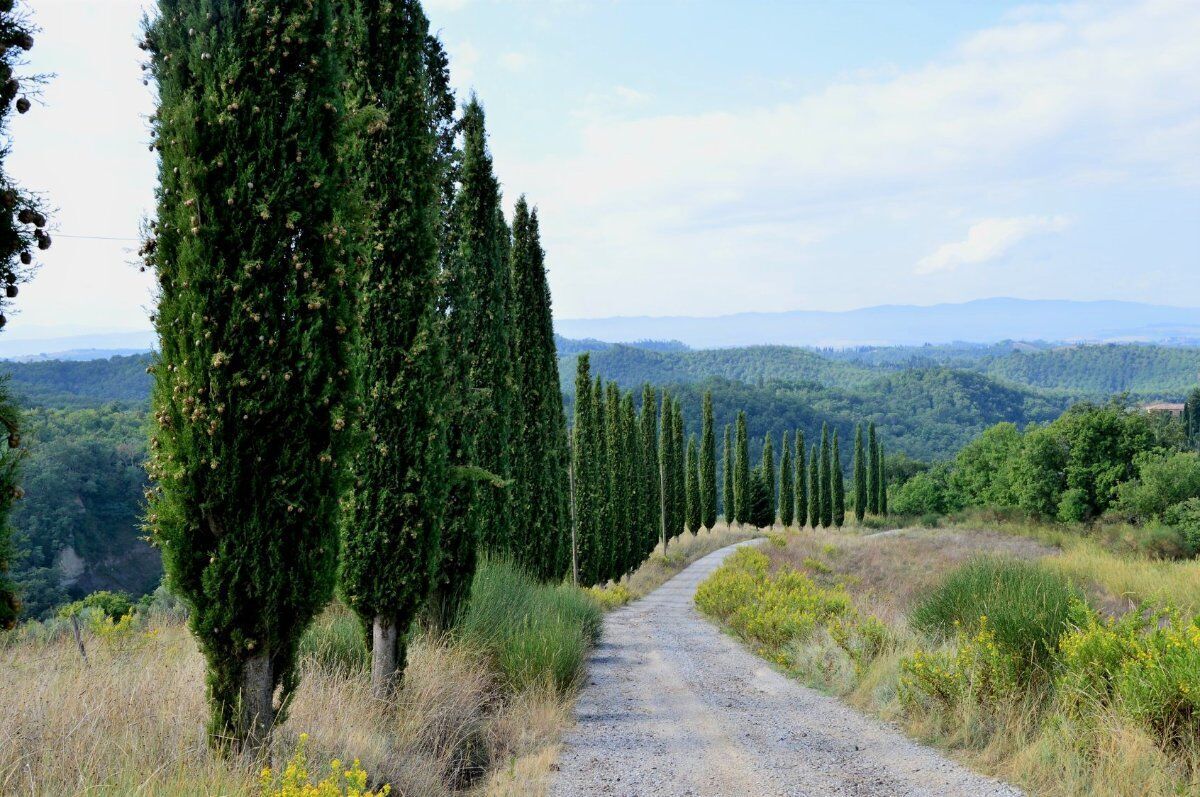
144;0;569;752
724;420;888;529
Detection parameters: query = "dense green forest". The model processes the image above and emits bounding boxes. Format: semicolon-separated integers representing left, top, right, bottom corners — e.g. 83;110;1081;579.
2;338;1196;620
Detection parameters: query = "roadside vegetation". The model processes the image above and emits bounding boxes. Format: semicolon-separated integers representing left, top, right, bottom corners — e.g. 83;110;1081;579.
0;558;600;796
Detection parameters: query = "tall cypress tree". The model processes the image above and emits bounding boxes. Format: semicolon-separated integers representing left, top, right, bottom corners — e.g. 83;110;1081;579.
762;432;776;526
339;0;447;698
671;401;686;541
748;466;774;529
853;423;867;523
699;391;717;530
722;424;734;525
639;385;660;560
867;422;879;515
621;393;641;574
807;443;820;528
657;392;673;549
877;440;888;516
433;98;509;628
508;201;570;578
593;377;612;581
832;430;845;528
145;0;352;750
819;424;832;528
685;434;701;534
779;431;794;528
606;382;630;582
570;356;596;585
733;411;750;525
795;430;807;529
0;4;45;631
1185;388;1200;450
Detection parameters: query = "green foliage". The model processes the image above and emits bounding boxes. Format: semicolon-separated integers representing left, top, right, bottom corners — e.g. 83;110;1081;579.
297;601;367;675
807;443;820;529
145;0;353;746
748;466;773;529
1116;451;1200;522
638;384;661;561
458;556;601;693
1;355;152;409
670;400;686;540
699;392;717;529
761;432;776;524
508;201;571;579
867;423;879;515
721;423;733;522
1163;498;1200;553
819;424;832;528
57;590;134;622
853;423;866;522
832;431;845;528
733;411;749;525
891;465;958;516
794;430;807;528
685;434;700;534
338;0;446;681
911;558;1082;676
779;431;794;527
572;356;602;586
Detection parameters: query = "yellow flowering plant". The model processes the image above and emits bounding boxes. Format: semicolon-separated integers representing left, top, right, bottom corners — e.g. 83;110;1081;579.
260;734;390;797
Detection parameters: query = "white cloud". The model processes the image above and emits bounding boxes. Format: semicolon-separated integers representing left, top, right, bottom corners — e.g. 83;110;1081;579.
916;216;1071;275
445;39;480;88
499;51;533;72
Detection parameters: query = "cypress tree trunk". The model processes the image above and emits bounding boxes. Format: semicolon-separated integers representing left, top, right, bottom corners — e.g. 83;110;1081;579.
795;431;807;529
734;411;750;525
339;0;447;698
685;434;701;534
779;431;794;528
853;424;867;522
820;424;832;528
145;0;351;751
832;431;845;528
722;424;734;525
700;392;717;530
762;432;776;526
0;4;45;631
808;443;821;528
867;422;879;515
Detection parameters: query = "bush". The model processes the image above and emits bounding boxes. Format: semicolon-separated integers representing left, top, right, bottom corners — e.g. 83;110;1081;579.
1117;451;1200;522
910;558;1082;676
260;733;390;796
458;556;601;693
891;466;957;517
901;616;1023;708
56;590;134;622
1163;497;1200;554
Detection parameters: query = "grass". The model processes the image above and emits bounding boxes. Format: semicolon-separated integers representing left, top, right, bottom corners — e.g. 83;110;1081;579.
587;521;763;609
0;557;597;796
697;523;1200;796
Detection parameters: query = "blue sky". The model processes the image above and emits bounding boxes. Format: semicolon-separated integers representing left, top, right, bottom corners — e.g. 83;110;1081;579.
5;0;1199;337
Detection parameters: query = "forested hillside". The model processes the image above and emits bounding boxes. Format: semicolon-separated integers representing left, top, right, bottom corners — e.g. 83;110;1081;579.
2;354;152;408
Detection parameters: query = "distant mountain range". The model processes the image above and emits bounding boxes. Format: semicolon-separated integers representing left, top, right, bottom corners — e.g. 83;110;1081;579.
554;298;1200;349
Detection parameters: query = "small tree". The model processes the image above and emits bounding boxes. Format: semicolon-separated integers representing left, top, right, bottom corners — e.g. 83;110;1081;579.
699;392;717;529
807;443;820;529
853;423;867;522
779;431;794;527
762;432;776;526
685;434;701;534
722;423;733;524
819;424;832;528
832;430;845;528
734;411;750;525
867;422;880;515
748;467;774;529
795;431;807;528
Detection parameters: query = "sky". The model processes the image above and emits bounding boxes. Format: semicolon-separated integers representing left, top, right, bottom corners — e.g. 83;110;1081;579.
5;0;1199;338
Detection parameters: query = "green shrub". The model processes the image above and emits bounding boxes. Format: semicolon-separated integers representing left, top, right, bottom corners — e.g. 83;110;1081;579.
56;590;134;622
1116;451;1200;522
910;558;1082;676
1163;497;1200;554
458;556;601;693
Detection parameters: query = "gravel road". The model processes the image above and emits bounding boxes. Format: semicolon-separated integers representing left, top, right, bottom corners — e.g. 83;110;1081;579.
550;540;1023;797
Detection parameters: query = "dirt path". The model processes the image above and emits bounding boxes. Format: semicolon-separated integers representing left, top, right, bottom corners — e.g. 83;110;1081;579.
550;540;1022;797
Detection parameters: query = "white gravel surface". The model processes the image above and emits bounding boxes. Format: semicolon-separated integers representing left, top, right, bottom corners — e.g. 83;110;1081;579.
550;539;1023;797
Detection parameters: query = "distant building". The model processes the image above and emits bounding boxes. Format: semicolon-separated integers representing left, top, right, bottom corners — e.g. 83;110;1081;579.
1142;401;1186;418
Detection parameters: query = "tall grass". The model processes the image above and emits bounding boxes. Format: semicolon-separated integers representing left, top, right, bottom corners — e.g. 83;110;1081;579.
459;556;601;692
910;557;1082;674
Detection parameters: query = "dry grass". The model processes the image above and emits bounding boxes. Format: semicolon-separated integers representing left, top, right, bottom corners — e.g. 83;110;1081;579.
588;522;763;609
0;607;574;796
731;525;1200;796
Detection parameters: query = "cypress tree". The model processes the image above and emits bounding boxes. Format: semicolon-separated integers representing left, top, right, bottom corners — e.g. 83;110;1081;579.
867;422;879;515
432;98;509;628
639;385;660;560
779;431;794;528
748;467;773;529
807;443;820;528
593;377;612;581
1186;388;1200;450
508;201;570;578
722;424;734;525
795;430;807;528
571;356;597;586
145;0;352;750
657;392;673;550
878;441;888;516
819;424;832;528
0;4;45;631
606;382;631;582
671;401;686;541
339;0;447;698
621;393;641;574
685;434;701;534
733;411;750;525
762;432;776;526
832;431;845;528
699;392;717;530
853;423;867;523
